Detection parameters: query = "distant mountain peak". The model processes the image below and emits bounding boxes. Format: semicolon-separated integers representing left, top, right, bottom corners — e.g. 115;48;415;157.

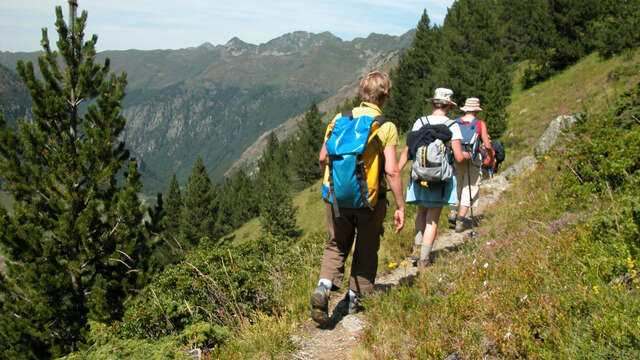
259;31;341;56
198;42;216;50
224;37;256;56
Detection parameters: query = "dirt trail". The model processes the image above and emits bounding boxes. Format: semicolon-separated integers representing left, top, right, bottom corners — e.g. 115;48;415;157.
290;175;510;360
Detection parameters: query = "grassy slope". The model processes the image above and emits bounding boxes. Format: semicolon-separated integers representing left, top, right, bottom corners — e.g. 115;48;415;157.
503;52;640;168
216;51;640;358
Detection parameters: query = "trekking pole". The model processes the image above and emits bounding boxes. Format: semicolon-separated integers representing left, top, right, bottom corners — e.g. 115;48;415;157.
466;157;477;239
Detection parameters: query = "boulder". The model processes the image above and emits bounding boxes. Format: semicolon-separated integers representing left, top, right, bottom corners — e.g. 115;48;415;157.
534;114;580;156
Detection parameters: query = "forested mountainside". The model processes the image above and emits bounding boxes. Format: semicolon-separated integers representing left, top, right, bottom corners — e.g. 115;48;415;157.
0;30;413;193
0;63;30;126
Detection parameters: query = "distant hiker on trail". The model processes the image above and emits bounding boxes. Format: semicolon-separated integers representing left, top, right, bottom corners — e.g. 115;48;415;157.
448;98;493;233
311;70;405;326
481;138;505;180
398;88;466;271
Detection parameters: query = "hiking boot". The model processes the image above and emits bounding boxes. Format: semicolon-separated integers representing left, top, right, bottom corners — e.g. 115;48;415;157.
337;291;363;315
455;216;469;233
310;285;330;326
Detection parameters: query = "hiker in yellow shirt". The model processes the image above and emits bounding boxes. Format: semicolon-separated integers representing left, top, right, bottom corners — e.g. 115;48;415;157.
311;70;405;326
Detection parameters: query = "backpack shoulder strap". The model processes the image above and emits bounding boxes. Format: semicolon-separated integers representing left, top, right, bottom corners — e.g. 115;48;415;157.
444;119;456;128
420;116;429;127
374;115;388;126
342;110;353;119
470;118;479;127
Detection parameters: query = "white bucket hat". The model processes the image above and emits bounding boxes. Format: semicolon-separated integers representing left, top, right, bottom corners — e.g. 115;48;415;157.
427;88;457;106
460;97;483;112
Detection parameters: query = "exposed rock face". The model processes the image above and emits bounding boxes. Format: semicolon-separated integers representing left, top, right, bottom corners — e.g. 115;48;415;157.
501;156;537;179
534;114;580;156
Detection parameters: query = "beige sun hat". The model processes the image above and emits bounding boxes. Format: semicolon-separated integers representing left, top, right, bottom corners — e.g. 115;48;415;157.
460;97;483;112
427;87;457;106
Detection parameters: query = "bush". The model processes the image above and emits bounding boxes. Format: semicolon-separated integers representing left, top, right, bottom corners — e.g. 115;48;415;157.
116;236;278;341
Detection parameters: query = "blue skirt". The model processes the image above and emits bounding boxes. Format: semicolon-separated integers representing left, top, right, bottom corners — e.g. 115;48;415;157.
406;176;459;208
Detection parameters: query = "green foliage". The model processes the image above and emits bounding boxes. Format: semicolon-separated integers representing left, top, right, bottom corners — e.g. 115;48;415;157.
292;101;325;184
258;133;300;238
385;11;441;133
591;0;640;58
0;3;154;358
115;235;279;343
180;157;220;247
561;82;640;204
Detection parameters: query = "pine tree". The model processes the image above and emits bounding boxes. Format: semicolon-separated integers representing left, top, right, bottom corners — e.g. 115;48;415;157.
257;132;299;238
180;156;219;247
0;2;153;357
385;10;441;132
163;173;182;243
293;101;325;183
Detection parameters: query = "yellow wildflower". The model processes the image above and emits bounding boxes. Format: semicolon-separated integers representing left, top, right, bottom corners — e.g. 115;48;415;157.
388;262;398;269
593;286;599;294
401;261;408;267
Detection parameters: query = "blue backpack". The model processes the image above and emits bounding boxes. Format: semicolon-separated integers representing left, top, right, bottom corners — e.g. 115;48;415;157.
321;110;387;217
455;117;480;162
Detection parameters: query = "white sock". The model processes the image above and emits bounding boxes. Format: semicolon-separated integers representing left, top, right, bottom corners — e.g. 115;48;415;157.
318;278;332;290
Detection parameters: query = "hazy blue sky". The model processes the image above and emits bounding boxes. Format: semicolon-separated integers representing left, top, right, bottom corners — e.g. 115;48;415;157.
1;1;454;52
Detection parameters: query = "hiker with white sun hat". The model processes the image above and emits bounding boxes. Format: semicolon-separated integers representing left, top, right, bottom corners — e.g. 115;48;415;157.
449;97;494;233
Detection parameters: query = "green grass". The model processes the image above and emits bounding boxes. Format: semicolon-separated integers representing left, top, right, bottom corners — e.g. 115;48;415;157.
502;50;640;169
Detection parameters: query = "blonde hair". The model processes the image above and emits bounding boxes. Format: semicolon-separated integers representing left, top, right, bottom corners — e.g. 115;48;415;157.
359;70;392;105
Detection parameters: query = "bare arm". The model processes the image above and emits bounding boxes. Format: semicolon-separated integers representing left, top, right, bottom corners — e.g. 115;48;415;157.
480;121;493;162
451;139;467;163
383;145;405;233
398;146;409;170
318;141;328;171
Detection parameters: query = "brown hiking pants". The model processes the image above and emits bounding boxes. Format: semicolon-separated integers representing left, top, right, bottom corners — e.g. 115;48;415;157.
319;198;387;295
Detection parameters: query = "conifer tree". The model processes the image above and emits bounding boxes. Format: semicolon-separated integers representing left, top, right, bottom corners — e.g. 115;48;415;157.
294;101;325;183
180;156;219;246
163;173;182;242
257;132;299;238
0;2;153;357
385;10;440;132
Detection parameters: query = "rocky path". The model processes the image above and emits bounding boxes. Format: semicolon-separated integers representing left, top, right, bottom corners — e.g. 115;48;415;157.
290;175;511;360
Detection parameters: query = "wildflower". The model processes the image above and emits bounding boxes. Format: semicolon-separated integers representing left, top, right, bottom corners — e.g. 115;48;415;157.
483;280;488;287
504;332;512;340
593;286;599;294
388;262;398;269
286;275;292;280
520;294;528;302
483;263;489;269
438;277;443;283
627;257;635;271
486;241;493;246
473;259;477;265
401;261;408;267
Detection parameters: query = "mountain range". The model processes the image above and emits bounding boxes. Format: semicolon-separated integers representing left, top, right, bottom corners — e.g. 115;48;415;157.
0;30;414;193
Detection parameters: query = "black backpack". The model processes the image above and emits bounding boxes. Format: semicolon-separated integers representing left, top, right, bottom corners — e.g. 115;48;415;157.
492;141;505;163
